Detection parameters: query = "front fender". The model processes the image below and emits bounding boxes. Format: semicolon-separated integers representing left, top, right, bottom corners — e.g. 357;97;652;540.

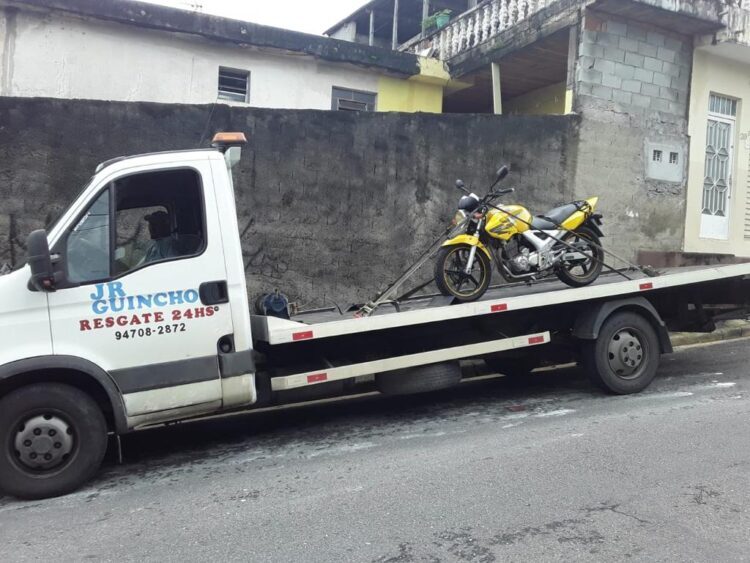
441;235;492;260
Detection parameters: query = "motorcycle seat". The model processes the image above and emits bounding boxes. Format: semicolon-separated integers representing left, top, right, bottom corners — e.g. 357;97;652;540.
531;202;582;231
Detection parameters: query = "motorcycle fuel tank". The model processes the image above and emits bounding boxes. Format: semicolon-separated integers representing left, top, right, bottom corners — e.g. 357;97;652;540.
485;205;532;240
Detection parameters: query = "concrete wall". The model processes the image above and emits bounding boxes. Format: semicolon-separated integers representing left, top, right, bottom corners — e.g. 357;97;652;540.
0;6;384;110
684;47;750;257
0;97;579;306
571;9;693;260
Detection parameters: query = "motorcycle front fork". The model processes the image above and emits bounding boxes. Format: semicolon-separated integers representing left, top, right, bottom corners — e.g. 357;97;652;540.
463;219;484;274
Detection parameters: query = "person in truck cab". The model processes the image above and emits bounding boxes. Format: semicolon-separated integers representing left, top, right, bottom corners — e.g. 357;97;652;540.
141;210;180;264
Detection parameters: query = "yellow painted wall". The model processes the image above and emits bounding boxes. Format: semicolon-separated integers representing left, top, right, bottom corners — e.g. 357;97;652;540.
377;76;444;113
683;48;750;257
376;57;448;114
504;82;567;115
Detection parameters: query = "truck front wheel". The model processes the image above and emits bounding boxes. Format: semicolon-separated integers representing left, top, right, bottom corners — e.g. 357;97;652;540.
0;383;108;500
582;311;660;394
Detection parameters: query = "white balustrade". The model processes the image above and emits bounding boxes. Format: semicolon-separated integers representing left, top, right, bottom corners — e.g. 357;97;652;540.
404;0;554;59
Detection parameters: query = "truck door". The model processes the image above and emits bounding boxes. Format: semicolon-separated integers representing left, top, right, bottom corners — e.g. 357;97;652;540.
47;160;234;420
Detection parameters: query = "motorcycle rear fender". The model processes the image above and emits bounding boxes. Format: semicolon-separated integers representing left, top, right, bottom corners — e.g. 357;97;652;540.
583;215;605;238
441;235;493;260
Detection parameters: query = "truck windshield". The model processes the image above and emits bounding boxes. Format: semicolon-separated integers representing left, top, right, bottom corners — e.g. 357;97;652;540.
9;176;95;272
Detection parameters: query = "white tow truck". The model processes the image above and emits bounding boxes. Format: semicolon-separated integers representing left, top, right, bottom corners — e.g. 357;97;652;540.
1;133;748;499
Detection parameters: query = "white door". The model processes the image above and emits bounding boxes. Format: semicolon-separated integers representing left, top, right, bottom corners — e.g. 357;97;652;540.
47;162;234;418
700;95;737;240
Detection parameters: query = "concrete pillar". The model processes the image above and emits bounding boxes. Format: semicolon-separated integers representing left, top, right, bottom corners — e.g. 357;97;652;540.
565;24;579;114
392;0;400;50
491;63;503;115
369;10;375;46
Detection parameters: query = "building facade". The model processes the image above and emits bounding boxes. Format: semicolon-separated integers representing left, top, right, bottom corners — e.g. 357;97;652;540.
683;5;750;259
0;0;449;113
333;0;750;262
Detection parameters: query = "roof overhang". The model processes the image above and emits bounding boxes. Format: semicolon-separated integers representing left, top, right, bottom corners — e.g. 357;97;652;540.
3;0;421;77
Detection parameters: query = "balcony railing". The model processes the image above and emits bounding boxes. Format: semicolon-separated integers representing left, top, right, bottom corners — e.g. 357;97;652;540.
402;0;556;60
723;4;750;47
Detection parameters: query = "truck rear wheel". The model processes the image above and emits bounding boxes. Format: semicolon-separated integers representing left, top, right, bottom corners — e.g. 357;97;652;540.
376;362;462;396
582;311;660;394
0;383;108;500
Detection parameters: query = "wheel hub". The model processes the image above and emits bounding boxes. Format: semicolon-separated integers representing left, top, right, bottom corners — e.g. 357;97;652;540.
607;329;644;379
14;414;74;471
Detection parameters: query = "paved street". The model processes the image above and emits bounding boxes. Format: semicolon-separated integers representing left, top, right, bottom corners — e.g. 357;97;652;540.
1;338;749;562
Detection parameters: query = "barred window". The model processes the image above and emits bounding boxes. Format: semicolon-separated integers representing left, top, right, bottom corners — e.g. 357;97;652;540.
218;67;250;103
332;87;377;112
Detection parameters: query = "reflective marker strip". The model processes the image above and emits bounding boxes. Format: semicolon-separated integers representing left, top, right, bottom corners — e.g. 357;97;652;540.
528;336;545;345
491;303;508;313
639;282;654;291
307;373;328;384
293;331;314;341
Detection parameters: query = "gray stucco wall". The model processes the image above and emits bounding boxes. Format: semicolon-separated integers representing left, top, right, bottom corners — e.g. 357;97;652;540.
572;9;692;258
0;97;579;306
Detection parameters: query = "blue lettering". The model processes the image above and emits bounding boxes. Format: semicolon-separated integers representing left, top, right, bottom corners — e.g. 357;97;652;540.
109;298;125;313
153;293;168;307
168;290;184;305
92;300;107;314
90;284;105;301
184;289;199;304
107;281;126;300
136;294;153;309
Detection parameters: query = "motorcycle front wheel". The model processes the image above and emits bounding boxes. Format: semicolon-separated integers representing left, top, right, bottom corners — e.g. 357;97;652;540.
434;244;492;302
555;226;604;287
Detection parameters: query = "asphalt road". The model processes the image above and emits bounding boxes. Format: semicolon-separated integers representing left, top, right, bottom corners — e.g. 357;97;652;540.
1;338;749;562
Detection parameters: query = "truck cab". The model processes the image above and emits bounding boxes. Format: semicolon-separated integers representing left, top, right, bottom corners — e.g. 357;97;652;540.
0;134;257;498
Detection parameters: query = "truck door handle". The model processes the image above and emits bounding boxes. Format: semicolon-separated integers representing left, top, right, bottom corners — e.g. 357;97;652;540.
199;280;229;305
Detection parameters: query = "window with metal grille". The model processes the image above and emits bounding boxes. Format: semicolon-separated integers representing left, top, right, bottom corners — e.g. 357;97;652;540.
218;67;250;103
331;87;377;112
709;93;737;117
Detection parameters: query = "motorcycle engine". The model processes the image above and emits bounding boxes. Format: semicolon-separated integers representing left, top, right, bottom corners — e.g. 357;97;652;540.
505;239;535;274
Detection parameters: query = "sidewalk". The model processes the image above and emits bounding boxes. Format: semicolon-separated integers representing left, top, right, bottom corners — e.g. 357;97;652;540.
670;319;750;348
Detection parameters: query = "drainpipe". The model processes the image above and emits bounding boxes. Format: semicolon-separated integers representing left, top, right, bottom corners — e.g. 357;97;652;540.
392;0;400;50
422;0;430;35
369;9;375;46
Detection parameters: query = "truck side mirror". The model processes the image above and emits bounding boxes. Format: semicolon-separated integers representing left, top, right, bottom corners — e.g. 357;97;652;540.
27;230;55;292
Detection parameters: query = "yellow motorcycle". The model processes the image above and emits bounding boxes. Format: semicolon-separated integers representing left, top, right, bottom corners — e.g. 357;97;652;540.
435;166;604;302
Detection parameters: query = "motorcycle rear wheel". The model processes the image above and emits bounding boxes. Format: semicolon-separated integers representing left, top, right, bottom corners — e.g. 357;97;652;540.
435;244;492;302
555;226;604;287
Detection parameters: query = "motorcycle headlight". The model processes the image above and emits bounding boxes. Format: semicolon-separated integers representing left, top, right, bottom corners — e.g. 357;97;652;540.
452;210;468;226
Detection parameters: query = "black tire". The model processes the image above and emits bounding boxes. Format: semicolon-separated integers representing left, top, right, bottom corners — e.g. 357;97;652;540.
376;362;462;396
581;312;660;394
483;356;539;379
556;227;604;288
434;244;492;302
0;384;108;500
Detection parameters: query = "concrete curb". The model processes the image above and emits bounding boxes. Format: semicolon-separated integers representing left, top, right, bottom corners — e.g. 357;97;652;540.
670;320;750;348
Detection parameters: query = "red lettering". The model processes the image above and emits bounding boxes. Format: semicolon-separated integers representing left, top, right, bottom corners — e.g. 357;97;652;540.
172;310;182;321
130;314;142;325
79;320;92;331
194;307;205;318
154;312;164;322
105;317;115;328
116;316;128;327
93;318;104;329
206;307;215;317
142;313;153;324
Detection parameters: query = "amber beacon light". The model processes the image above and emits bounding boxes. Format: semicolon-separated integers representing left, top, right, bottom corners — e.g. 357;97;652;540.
211;132;248;149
